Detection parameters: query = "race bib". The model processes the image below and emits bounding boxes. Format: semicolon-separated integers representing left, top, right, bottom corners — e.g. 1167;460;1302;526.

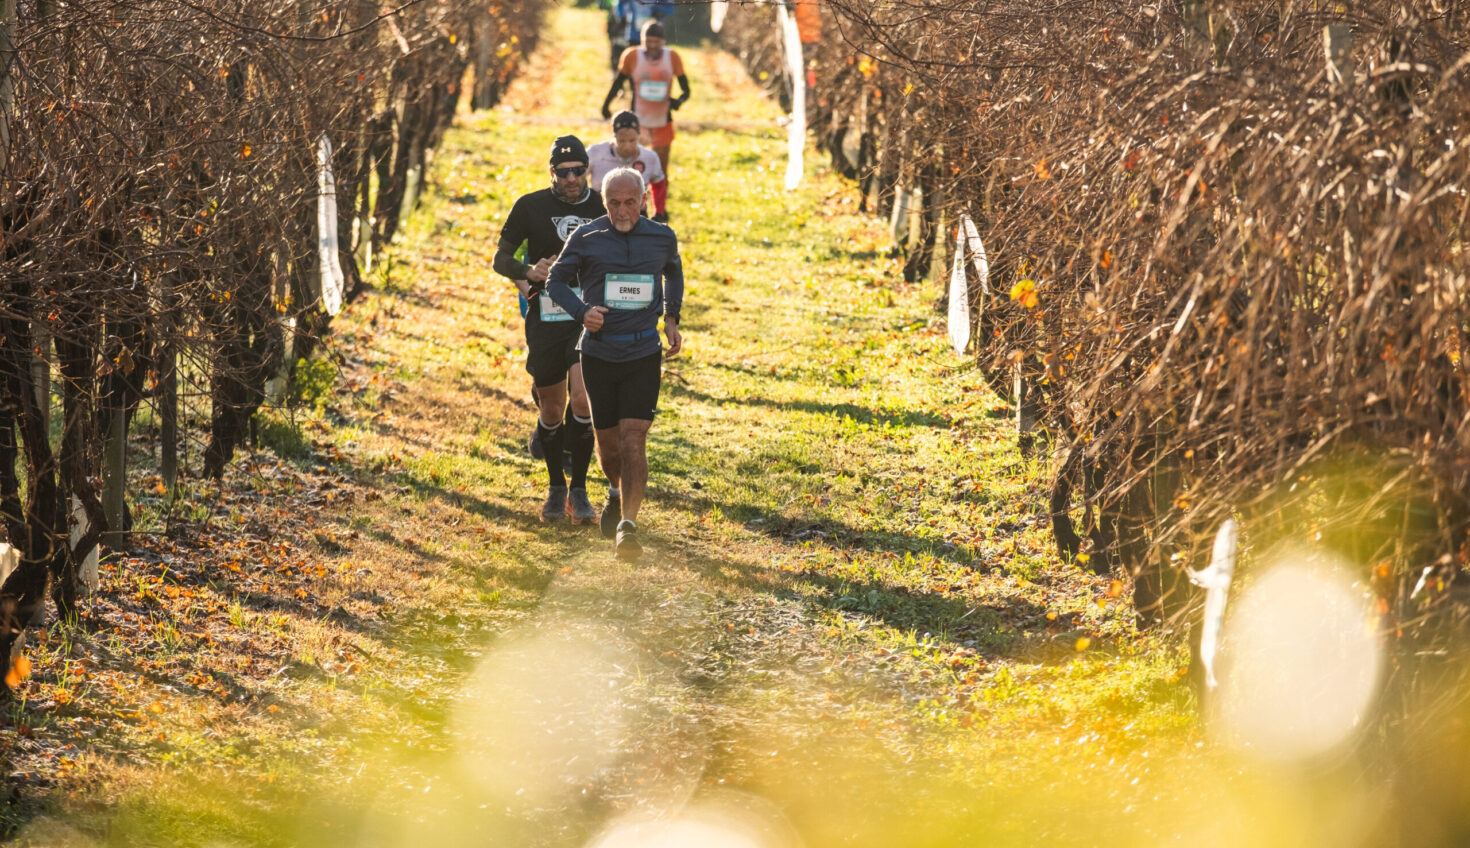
605;274;655;310
538;287;579;322
638;79;670;102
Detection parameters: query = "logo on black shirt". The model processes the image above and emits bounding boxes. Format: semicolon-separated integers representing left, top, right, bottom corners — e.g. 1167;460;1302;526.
553;215;592;241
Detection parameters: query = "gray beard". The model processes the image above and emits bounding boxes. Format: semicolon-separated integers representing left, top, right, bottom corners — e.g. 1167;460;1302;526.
551;182;588;203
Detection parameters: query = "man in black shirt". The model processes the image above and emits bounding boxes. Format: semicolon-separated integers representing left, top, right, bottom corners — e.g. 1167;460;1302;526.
492;135;607;523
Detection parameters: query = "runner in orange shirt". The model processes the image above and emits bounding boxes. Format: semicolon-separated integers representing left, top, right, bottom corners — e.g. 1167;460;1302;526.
601;20;689;223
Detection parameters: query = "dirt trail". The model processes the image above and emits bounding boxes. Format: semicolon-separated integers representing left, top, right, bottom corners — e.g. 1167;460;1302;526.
372;15;962;846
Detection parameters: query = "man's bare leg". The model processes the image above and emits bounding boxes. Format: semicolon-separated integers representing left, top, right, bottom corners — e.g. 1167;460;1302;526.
537;380;567;427
616;419;652;522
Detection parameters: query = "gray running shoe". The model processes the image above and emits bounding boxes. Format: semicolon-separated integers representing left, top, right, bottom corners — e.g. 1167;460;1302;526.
541;485;568;522
528;424;546;460
568;488;597;525
600;495;621;539
615;520;642;561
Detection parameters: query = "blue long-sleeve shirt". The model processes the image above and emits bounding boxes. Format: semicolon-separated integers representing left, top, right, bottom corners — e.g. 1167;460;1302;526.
546;215;683;363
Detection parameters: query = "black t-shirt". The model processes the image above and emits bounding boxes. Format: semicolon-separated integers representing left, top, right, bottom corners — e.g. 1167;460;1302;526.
492;187;606;284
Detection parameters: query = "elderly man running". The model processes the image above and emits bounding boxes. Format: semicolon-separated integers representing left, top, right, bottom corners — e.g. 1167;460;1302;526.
544;168;684;560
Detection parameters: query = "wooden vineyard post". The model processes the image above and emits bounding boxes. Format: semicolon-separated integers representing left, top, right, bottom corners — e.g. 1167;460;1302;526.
1324;24;1353;89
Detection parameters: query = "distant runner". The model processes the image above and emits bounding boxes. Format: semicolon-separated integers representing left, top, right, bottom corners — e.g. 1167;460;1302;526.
599;0;628;71
601;20;689;224
492;135;606;524
587;110;665;218
613;0;672;56
544;168;684;560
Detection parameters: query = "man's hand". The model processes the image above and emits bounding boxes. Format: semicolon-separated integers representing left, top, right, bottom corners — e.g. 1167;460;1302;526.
515;279;532;299
527;257;554;283
664;321;683;358
671;95;687;111
601;103;613;120
583;306;610;332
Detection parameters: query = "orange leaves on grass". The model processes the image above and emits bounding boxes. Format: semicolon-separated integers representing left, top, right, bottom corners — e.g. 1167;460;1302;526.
6;655;31;688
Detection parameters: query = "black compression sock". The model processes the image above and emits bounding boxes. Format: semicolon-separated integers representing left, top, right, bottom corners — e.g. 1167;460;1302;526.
567;413;595;489
538;421;566;488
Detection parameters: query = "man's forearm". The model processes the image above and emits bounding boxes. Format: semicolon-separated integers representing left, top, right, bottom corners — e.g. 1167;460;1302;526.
492;244;530;282
546;276;588;322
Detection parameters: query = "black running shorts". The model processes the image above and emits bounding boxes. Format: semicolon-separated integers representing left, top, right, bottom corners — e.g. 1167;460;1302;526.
581;352;662;426
524;322;582;388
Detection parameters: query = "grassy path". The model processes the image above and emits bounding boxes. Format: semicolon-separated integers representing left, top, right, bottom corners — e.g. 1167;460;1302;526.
317;9;1212;845
12;8;1253;847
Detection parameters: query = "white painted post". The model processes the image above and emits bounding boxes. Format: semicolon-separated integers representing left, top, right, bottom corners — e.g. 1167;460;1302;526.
889;185;912;250
317;133;345;316
265;314;297;405
0;542;17;586
70;495;98;592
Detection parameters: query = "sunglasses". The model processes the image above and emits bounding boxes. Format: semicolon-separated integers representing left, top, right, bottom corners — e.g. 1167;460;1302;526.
554;165;588;178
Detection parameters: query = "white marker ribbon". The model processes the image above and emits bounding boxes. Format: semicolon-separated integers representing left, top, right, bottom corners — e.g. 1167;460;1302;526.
948;214;990;354
1187;518;1239;691
777;1;805;191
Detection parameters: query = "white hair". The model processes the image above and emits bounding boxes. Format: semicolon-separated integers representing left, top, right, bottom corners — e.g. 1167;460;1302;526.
601;167;646;197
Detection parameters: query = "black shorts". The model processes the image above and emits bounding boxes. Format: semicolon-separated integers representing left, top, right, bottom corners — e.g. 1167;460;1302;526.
581;352;662;426
525;321;582;388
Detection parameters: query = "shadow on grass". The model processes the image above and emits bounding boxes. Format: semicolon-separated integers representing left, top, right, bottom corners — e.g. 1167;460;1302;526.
665;381;949;430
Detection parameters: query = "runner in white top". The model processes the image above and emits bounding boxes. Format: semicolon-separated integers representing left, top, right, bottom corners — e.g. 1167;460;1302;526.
587;111;665;216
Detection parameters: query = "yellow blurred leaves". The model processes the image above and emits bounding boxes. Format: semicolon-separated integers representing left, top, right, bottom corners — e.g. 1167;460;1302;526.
1009;279;1039;309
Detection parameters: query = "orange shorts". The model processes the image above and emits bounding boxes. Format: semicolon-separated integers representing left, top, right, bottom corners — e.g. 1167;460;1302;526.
640;123;675;149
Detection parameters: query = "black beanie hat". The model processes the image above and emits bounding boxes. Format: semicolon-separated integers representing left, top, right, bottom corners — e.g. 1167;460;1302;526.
642;20;665;40
612;110;640;133
549;135;587;166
